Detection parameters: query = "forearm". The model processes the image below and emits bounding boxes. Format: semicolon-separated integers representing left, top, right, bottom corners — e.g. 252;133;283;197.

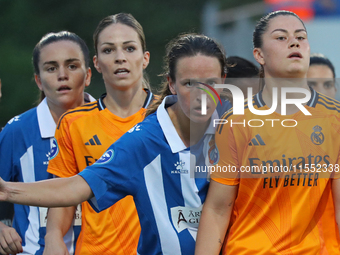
4;175;92;207
195;205;231;254
195;180;237;255
45;206;77;240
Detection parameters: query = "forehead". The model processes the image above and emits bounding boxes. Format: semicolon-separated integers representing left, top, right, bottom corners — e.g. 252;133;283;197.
98;23;140;44
39;40;83;63
175;54;222;79
307;65;334;79
266;15;305;33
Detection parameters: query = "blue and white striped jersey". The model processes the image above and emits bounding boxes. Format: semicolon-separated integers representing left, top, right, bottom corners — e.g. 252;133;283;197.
0;96;93;254
79;95;228;254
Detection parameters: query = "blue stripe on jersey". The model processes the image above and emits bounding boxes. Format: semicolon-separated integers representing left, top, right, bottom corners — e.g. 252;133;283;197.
79;95;225;254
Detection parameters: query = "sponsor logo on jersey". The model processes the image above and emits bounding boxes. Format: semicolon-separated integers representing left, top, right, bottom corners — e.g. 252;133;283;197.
170;205;203;233
128;124;141;133
94;149;114;165
248;134;266;146
172;160;188;174
85;134;102;146
208;138;219;165
311;125;324;145
46;138;59;160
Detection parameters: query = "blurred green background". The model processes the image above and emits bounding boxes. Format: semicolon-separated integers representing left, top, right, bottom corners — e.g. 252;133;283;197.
0;0;216;127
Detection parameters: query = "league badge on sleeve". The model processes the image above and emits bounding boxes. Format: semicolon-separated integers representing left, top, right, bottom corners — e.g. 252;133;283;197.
46;138;59;160
94;149;114;165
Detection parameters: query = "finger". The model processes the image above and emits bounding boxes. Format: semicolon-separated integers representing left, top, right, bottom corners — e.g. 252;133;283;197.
8;231;22;254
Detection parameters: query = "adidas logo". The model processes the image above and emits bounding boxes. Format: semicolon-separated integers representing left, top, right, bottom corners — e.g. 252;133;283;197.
85;135;102;146
248;134;265;146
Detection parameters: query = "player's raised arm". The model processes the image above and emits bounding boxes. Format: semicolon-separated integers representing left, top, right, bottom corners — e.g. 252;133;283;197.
0;175;92;207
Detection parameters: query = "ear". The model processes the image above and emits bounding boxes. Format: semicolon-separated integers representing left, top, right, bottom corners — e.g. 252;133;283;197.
143;51;150;69
85;68;92;87
93;55;102;73
253;48;265;66
168;76;176;95
34;74;43;91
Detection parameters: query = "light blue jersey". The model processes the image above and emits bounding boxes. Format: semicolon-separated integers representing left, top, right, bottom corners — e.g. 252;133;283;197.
79;95;230;254
0;95;93;254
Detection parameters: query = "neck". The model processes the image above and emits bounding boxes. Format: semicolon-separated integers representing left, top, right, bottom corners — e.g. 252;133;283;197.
47;98;85;124
104;85;146;118
262;78;310;115
168;103;209;147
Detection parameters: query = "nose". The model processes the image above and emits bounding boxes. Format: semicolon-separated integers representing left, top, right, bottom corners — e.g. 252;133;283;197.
289;37;300;48
58;66;68;81
115;49;127;64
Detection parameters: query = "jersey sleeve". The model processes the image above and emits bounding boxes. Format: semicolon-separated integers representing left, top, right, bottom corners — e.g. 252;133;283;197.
78;129;148;212
211;114;240;185
47;116;78;177
0;123;16;181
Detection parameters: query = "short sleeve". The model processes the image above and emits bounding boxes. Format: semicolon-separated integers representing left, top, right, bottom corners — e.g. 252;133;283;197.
78;130;149;212
0;123;15;181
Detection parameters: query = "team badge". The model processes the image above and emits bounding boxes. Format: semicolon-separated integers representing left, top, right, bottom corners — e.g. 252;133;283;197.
208;138;219;165
47;138;59;160
94;149;114;165
311;125;324;145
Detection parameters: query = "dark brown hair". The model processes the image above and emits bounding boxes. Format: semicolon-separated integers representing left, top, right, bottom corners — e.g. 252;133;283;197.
146;33;227;116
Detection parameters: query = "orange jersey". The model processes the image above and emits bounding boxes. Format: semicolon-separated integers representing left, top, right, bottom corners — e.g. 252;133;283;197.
48;91;154;255
212;89;340;254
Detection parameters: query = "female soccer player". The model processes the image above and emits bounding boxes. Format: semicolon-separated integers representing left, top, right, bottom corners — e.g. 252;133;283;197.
0;31;93;255
195;10;340;255
42;13;153;255
0;33;229;255
307;53;337;98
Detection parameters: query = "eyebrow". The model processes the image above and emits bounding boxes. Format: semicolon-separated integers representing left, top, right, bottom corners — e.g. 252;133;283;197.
101;40;138;46
43;58;81;66
271;28;307;34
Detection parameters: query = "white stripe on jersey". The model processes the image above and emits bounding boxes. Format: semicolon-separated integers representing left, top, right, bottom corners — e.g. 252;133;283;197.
179;151;201;240
144;155;181;254
20;146;40;254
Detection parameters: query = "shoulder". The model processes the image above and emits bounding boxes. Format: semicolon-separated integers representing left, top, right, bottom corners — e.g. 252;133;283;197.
56;101;99;130
314;92;340;115
2;108;37;131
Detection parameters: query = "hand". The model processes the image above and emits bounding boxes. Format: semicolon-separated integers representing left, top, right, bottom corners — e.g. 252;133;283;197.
0;223;22;255
43;233;70;255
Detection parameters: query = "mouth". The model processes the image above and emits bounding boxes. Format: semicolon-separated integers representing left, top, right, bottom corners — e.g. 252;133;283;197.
288;52;302;59
114;68;130;75
57;85;71;92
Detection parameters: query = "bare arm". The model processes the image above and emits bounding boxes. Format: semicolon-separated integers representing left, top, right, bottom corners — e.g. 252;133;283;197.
0;175;93;207
332;178;340;235
43;207;76;255
195;180;238;255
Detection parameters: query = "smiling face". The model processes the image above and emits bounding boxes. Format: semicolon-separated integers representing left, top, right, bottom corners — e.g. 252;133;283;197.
169;54;222;124
35;40;91;110
307;64;336;98
253;15;310;78
93;23;150;92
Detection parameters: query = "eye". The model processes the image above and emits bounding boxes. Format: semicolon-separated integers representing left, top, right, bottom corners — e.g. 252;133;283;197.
47;66;57;72
185;81;194;87
68;64;77;70
126;46;136;52
324;81;335;89
103;48;112;54
297;36;305;40
307;81;316;88
277;36;286;41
